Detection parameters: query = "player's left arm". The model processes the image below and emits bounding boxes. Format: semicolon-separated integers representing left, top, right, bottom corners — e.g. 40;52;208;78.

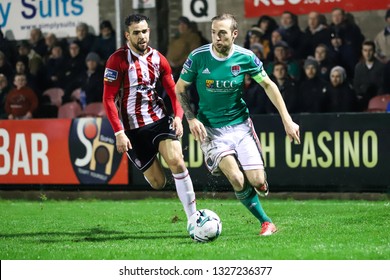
254;71;301;144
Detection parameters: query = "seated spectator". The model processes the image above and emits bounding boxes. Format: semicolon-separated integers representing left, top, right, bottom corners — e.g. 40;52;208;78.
14;55;40;95
312;43;336;82
353;40;385;111
246;26;271;60
91;20;116;63
327;66;357;112
297;58;329;113
65;52;104;106
166;16;202;81
328;28;356;79
74;22;96;57
266;29;283;62
266;41;302;81
44;44;67;89
0;73;11;119
250;42;265;61
59;41;86;91
329;7;364;71
301;11;331;59
29;28;47;57
0;27;18;66
16;40;44;78
43;33;69;62
268;61;299;113
0;50;14;82
242;74;267;114
374;9;390;64
5;73;38;119
277;11;304;59
244;15;278;50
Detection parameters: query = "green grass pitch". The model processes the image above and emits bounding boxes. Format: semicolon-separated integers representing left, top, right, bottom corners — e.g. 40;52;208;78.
0;197;389;260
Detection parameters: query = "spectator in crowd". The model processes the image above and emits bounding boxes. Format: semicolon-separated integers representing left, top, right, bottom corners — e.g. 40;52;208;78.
298;58;329;113
0;28;17;66
268;61;299;114
244;15;278;50
242;74;267;115
16;40;44;78
250;42;265;61
277;11;304;59
29;28;47;57
328;28;356;79
374;9;390;64
14;55;40;94
43;33;68;62
0;73;11;119
66;52;104;106
383;60;390;94
59;41;86;92
312;43;336;82
5;73;38;119
43;33;59;61
247;27;270;61
266;40;301;81
353;40;385;111
329;7;365;72
44;44;67;89
189;21;210;45
165;16;202;81
0;50;14;82
266;29;283;62
301;11;331;59
327;66;357;112
74;22;96;57
92;20;116;63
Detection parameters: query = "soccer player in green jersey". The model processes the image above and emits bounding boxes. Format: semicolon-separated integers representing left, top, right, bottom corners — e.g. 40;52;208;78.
175;13;300;236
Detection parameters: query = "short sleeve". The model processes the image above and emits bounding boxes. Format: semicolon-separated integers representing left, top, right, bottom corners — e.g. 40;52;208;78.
179;55;198;83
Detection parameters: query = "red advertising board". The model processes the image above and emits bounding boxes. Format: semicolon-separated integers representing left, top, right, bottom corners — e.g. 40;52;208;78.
0;119;128;185
245;0;390;17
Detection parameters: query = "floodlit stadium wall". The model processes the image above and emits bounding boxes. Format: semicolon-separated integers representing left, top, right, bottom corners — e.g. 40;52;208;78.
0;113;389;193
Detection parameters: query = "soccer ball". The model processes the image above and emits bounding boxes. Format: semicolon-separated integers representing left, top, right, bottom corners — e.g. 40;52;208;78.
187;209;222;242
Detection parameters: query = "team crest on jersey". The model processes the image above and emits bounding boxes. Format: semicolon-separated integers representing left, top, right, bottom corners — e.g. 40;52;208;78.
231;65;240;76
104;68;118;82
205;79;215;88
184;58;193;69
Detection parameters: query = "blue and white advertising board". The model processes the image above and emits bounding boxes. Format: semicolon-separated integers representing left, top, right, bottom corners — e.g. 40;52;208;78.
0;0;100;40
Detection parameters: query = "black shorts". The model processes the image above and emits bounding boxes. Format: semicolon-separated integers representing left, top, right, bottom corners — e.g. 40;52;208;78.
125;116;178;172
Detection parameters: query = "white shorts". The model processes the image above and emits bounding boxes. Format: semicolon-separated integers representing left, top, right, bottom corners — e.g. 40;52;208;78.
201;118;264;176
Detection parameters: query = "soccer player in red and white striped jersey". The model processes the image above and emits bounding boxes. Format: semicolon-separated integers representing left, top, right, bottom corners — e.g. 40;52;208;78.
103;14;196;221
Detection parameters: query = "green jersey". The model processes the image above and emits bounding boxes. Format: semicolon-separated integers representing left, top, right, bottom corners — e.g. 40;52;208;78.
180;44;266;128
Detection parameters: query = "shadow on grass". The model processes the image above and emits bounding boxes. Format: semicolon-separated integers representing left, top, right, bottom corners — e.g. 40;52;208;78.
0;227;188;243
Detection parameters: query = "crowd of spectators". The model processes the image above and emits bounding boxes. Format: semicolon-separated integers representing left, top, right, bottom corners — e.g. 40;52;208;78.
0;20;115;119
0;8;389;120
243;8;390;114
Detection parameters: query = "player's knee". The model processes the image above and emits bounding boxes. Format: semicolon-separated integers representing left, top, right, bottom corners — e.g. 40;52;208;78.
144;176;166;190
248;173;266;188
226;171;245;191
165;154;186;172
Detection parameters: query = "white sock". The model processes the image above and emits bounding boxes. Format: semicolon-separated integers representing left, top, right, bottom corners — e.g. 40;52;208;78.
173;169;197;220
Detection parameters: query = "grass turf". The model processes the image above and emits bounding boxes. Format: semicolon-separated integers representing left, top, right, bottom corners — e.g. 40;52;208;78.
0;197;389;260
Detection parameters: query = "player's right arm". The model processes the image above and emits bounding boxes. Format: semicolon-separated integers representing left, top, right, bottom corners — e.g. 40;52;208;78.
103;51;132;152
175;78;207;142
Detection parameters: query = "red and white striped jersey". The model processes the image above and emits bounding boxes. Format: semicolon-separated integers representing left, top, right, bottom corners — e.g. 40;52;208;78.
103;44;183;132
